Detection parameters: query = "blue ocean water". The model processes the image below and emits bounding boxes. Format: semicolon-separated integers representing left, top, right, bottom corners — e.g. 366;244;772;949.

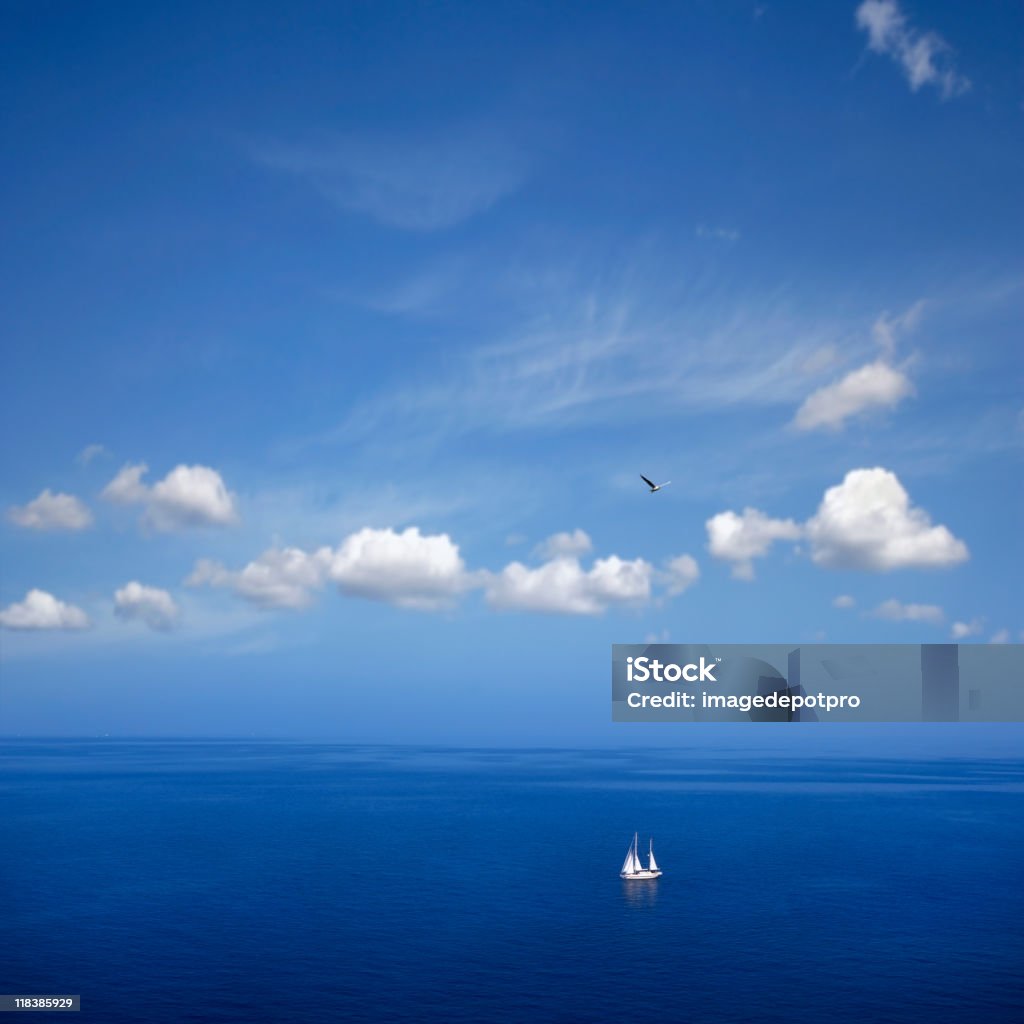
1;742;1022;1023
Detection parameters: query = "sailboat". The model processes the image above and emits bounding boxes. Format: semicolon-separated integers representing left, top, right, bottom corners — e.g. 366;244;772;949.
619;832;662;879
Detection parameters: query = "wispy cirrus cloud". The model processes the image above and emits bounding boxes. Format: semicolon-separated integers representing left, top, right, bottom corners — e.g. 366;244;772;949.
855;0;970;99
313;284;864;451
255;122;529;231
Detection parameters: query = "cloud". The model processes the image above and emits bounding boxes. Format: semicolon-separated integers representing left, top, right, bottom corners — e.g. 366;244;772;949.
315;283;875;449
257;123;528;231
485;554;652;615
664;554;700;595
833;594;856;609
188;530;472;613
870;598;944;625
188;547;332;610
872;300;925;356
705;508;802;580
534;529;593;560
806;468;968;570
326;527;472;610
990;629;1011;644
707;467;968;578
951;618;983;639
793;360;913;431
0;589;90;631
102;463;149;503
76;443;109;466
113;582;181;631
7;489;93;531
695;224;740;242
102;463;239;530
855;0;970;99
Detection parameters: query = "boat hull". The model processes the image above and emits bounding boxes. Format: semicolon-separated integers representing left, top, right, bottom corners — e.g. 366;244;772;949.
620;870;662;880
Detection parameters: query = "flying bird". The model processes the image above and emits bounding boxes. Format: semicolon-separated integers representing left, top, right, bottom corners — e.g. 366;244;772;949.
640;474;670;493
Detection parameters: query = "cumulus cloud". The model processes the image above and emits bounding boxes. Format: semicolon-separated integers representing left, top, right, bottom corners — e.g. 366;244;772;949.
871;598;944;625
855;0;970;99
485;554;652;615
951;618;983;639
664;554;700;595
707;468;967;579
806;468;968;571
188;547;332;610
102;463;239;530
113;582;181;630
533;529;593;560
0;589;89;631
793;360;913;431
8;489;93;531
833;594;856;609
188;530;472;612
325;526;473;610
705;508;802;580
990;629;1011;644
189;526;687;617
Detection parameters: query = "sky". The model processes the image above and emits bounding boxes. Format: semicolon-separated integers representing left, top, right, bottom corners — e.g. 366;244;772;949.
1;0;1022;741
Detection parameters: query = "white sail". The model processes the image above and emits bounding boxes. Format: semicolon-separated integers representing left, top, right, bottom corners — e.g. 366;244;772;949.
621;841;637;875
621;833;641;874
648;840;659;873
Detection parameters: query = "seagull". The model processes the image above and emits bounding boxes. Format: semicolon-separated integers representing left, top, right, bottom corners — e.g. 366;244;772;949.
640;474;670;493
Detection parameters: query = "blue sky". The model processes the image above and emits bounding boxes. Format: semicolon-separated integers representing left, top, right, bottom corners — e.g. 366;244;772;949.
1;0;1021;740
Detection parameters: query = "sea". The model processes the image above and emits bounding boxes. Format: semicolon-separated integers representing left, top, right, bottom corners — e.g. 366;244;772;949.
1;741;1022;1023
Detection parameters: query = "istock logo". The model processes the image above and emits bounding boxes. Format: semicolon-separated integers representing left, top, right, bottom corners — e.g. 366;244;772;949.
626;656;717;684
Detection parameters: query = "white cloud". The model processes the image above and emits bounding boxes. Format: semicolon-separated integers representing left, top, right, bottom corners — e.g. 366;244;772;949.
76;443;109;466
871;598;944;625
951;618;983;639
695;224;740;242
872;300;925;356
664;554;700;595
257;124;528;231
326;527;472;610
8;489;93;531
534;529;593;560
833;594;856;609
806;468;968;571
189;529;472;613
990;629;1011;644
188;547;332;610
319;284;875;450
0;589;90;631
855;0;970;99
102;463;239;530
114;582;181;631
485;554;652;615
706;508;802;580
793;360;913;431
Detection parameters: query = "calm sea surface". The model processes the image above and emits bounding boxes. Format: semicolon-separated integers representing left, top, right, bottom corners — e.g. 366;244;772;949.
1;742;1022;1023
